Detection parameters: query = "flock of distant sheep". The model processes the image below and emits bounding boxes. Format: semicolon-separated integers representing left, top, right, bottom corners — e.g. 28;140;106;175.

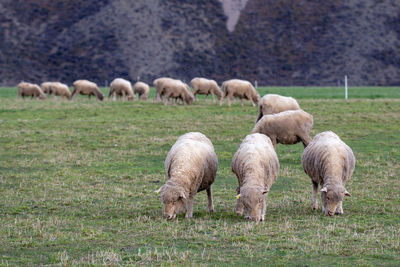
15;77;355;221
16;77;259;106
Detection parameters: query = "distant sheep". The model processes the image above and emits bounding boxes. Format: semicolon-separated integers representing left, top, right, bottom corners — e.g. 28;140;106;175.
232;133;279;222
109;78;135;101
302;131;355;216
256;94;300;123
190;77;223;104
17;82;46;100
71;80;104;101
221;79;260;106
133;81;150;100
251;109;313;148
159;79;194;105
41;82;71;99
153;77;174;101
157;132;218;219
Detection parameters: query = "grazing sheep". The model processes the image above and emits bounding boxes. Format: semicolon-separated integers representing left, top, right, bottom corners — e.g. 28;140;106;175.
17;82;46;100
157;132;218;219
159;79;194;105
251;109;313;148
153;77;174;101
302;131;355;216
232;133;279;222
221;79;260;106
41;82;71;99
109;78;135;101
133;81;150;100
190;77;223;104
256;94;300;123
71;80;104;101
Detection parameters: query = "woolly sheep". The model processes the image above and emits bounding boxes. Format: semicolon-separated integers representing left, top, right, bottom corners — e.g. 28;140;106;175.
302;131;355;216
256;94;300;123
190;77;223;104
157;132;218;219
221;79;260;106
17;82;46;100
159;79;194;105
251;109;313;148
71;80;104;101
109;78;135;101
153;77;174;101
41;82;71;99
232;133;279;222
133;81;150;100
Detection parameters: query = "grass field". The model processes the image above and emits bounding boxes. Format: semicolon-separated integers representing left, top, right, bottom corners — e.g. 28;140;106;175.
1;87;399;265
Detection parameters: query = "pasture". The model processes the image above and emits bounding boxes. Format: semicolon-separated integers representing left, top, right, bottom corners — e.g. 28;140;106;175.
0;86;399;265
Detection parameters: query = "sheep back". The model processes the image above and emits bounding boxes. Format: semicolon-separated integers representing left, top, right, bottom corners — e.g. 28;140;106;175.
256;94;300;122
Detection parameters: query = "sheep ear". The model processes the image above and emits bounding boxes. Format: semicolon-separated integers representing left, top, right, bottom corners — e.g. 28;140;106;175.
344;190;351;197
261;189;269;195
320;187;328;193
236;194;241;199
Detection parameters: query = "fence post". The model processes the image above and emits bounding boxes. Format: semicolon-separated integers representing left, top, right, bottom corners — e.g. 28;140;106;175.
255;80;258;88
345;76;348;100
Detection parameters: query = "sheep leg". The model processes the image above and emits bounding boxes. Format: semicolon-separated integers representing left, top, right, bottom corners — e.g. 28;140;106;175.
211;93;216;103
240;98;244;106
227;93;233;107
122;91;126;101
311;181;319;210
206;187;214;212
185;197;194;218
335;201;344;215
300;134;312;148
261;199;266;221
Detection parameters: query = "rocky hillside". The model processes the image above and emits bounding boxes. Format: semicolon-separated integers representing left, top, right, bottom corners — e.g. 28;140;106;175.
0;0;399;86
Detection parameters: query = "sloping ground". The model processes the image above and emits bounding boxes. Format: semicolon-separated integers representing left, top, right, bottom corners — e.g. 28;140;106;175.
0;0;399;86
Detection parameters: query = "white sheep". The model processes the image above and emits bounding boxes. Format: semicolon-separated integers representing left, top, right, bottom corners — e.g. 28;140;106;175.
190;77;223;104
153;77;174;101
159;79;194;105
221;79;260;106
302;131;355;216
133;81;150;100
251;109;313;148
17;82;46;100
41;82;71;99
256;94;300;122
71;80;104;100
108;78;135;101
157;132;218;219
232;133;279;222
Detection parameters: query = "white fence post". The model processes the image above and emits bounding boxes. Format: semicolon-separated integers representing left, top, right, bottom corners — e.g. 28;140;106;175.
255;80;258;88
345;75;348;100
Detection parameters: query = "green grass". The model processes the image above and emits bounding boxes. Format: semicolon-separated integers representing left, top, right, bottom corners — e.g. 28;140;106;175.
0;87;399;265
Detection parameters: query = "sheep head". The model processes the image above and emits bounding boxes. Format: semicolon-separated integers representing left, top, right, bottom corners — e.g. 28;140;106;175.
239;186;268;222
320;184;351;216
160;184;187;220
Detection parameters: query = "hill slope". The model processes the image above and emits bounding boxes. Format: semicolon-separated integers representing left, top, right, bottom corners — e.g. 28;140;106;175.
0;0;399;86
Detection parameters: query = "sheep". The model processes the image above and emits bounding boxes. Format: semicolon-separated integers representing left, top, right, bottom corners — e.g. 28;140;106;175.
41;82;71;99
232;133;279;222
71;80;104;101
251;109;313;149
256;94;300;123
17;82;46;100
133;81;150;100
157;132;218;219
159;79;194;105
190;77;223;104
153;77;174;101
302;131;355;216
109;78;135;101
221;79;260;106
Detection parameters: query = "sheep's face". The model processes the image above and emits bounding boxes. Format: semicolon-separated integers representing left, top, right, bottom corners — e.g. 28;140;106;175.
253;94;260;103
321;185;351;216
160;185;186;220
39;93;46;100
240;187;268;222
127;95;135;101
98;93;105;101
